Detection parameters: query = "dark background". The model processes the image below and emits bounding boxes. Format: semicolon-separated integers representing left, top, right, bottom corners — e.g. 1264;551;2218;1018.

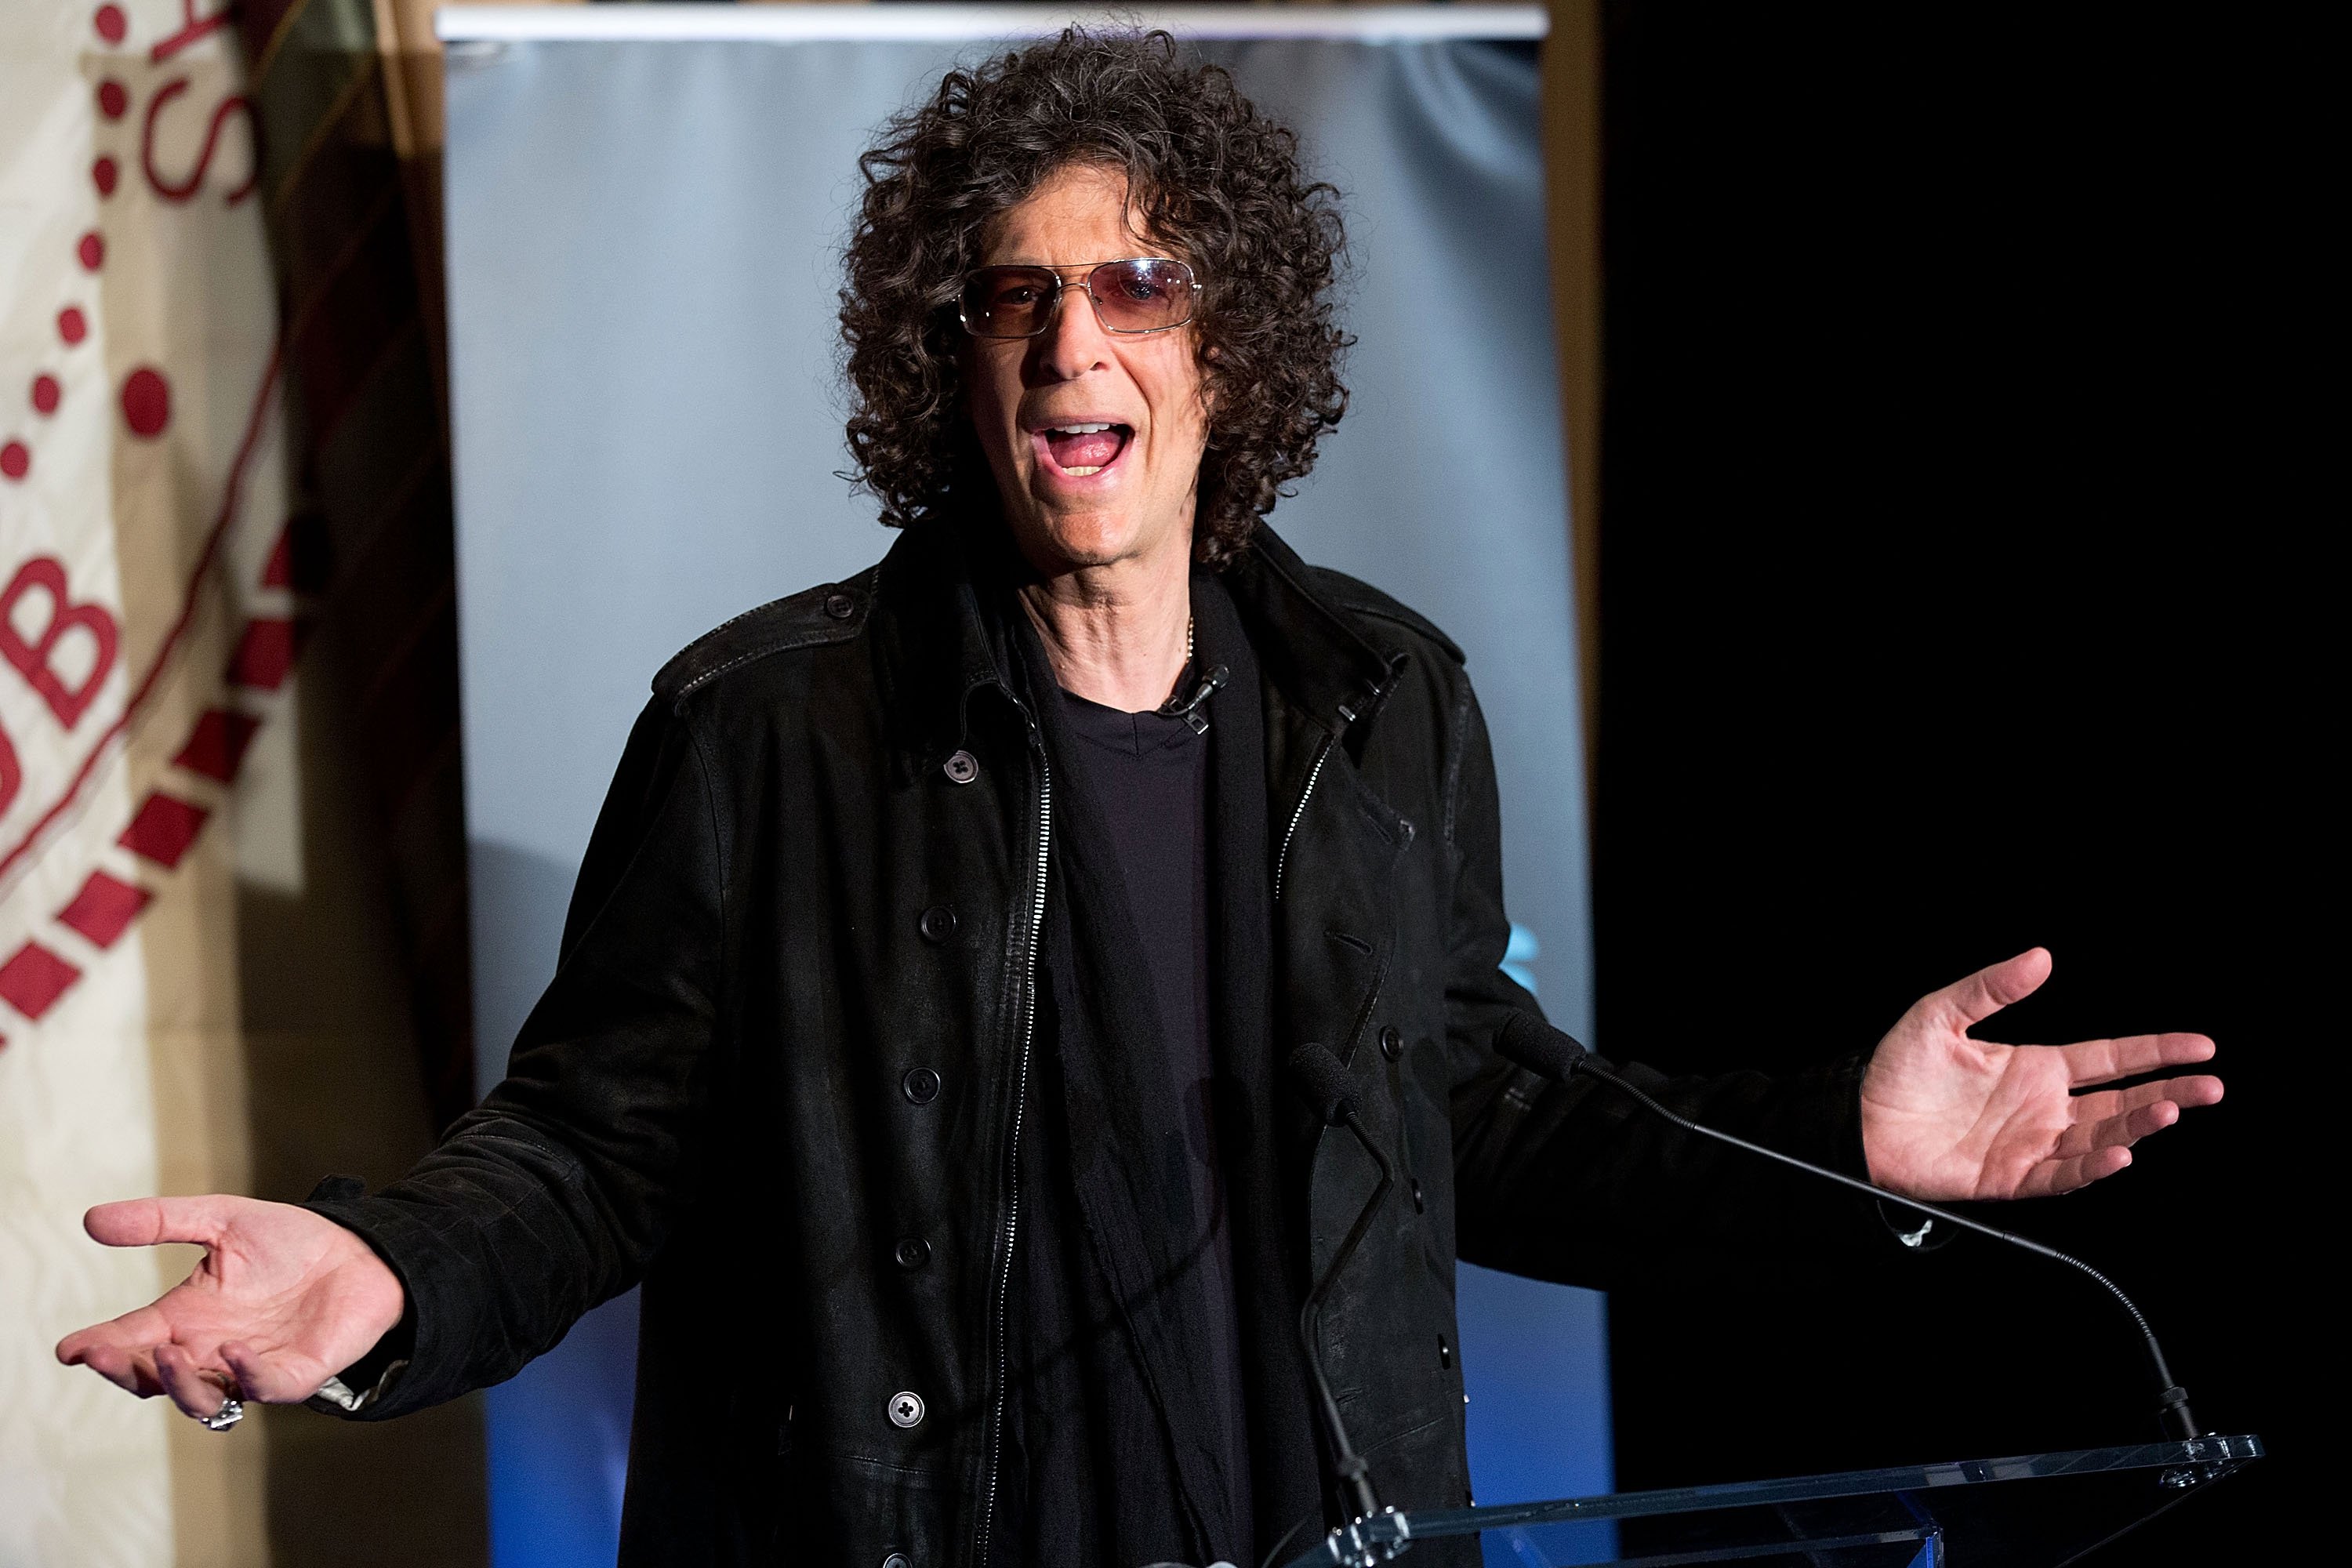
1592;5;2317;1562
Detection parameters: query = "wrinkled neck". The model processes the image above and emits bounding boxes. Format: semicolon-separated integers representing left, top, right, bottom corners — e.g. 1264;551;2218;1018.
1016;546;1192;713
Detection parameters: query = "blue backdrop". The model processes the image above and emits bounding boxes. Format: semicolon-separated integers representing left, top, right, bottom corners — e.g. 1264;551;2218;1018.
437;9;1602;1563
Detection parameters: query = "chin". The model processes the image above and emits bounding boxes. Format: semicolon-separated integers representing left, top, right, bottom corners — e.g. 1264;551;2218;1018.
1019;504;1152;571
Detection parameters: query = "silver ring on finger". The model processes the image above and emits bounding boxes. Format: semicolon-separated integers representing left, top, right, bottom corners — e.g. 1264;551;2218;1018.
195;1394;245;1432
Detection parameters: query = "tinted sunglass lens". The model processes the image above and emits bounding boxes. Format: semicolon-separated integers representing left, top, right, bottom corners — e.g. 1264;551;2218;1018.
1090;260;1193;331
964;268;1058;336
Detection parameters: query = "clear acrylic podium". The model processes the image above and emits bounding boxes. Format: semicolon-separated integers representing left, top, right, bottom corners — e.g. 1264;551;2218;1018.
1282;1435;2263;1567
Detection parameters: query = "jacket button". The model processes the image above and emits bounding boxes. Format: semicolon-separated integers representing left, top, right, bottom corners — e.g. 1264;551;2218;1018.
887;1390;925;1428
881;1556;910;1568
902;1066;941;1105
1410;1177;1425;1214
918;904;957;943
894;1236;931;1270
1438;1334;1452;1370
942;750;979;785
823;589;856;620
1380;1025;1403;1062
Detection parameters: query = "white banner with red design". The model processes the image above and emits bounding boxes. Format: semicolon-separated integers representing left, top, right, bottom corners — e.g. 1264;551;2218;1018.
2;2;297;1560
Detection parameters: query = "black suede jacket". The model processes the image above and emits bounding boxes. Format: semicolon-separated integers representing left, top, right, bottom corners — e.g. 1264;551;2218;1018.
308;520;1871;1566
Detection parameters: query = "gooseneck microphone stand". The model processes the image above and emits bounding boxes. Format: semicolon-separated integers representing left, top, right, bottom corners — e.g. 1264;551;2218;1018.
1494;1014;2207;1443
1284;1044;1410;1566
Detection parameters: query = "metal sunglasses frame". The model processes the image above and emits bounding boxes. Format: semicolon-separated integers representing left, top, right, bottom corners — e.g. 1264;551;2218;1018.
956;257;1203;339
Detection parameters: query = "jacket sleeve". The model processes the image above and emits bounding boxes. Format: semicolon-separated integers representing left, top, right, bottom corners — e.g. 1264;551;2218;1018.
1441;679;1878;1290
303;695;726;1417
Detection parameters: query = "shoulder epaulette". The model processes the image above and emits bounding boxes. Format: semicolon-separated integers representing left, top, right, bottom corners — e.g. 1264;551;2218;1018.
1308;567;1468;666
652;565;880;706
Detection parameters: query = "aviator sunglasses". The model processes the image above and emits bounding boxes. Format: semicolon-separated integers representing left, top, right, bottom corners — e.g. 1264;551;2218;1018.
958;257;1201;339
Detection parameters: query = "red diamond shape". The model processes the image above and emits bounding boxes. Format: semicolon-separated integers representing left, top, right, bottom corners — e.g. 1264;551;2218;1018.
56;869;151;949
119;791;209;868
173;708;260;782
226;618;297;690
0;942;82;1020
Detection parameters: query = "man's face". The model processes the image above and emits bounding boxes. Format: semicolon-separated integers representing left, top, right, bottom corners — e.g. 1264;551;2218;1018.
960;163;1210;577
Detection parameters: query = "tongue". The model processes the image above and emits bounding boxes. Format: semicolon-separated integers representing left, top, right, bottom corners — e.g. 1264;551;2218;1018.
1047;426;1125;471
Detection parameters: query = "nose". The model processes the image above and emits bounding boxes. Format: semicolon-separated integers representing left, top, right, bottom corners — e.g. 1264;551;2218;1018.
1027;273;1115;383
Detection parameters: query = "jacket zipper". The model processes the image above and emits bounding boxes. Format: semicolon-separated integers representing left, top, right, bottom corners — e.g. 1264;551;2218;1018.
978;750;1050;1567
1273;735;1334;903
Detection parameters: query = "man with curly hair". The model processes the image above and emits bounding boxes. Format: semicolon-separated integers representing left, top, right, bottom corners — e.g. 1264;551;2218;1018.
61;29;2221;1568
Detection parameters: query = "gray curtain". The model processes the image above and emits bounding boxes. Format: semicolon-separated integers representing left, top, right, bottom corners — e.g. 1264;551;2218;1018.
442;27;1601;1564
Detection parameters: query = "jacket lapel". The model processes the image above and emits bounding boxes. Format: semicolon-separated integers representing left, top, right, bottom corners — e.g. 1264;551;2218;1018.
1224;529;1419;1313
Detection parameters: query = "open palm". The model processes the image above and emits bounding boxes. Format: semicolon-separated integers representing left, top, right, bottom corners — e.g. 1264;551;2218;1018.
1860;948;2223;1201
55;1196;404;1421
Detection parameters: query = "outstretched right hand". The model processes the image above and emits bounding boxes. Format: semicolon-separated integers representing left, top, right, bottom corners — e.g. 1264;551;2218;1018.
55;1196;405;1421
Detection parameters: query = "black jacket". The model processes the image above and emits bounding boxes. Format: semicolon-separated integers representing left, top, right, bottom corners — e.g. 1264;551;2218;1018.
309;520;1872;1566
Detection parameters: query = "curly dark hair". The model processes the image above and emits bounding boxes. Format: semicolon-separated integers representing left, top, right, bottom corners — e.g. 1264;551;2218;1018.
840;28;1350;566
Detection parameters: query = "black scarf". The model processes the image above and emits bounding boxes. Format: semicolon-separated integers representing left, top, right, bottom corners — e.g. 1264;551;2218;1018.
997;571;1323;1567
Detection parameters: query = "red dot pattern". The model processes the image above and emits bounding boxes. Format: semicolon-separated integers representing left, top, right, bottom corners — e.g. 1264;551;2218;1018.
16;64;124;525
122;368;171;437
93;5;126;45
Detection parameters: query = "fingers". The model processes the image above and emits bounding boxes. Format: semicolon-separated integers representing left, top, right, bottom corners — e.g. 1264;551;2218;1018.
220;1341;326;1405
2014;1144;2132;1199
1932;948;2053;1031
2061;1032;2218;1087
56;1301;173;1367
2069;1075;2224;1126
2017;1080;2223;1195
2018;1076;2225;1189
84;1194;238;1250
2055;1098;2180;1158
63;1327;318;1407
154;1345;238;1421
74;1343;165;1399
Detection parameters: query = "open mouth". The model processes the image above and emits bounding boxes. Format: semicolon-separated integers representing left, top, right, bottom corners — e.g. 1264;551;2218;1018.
1036;423;1132;479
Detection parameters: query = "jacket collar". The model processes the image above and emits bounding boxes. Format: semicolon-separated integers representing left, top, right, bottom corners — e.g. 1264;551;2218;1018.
867;516;1030;775
869;514;1397;768
1218;522;1399;740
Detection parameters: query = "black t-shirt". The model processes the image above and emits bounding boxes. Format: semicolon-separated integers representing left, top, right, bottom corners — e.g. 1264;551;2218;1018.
1054;673;1253;1525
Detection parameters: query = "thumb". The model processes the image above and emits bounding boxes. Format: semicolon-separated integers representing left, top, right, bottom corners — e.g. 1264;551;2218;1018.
85;1195;238;1250
1934;947;2053;1031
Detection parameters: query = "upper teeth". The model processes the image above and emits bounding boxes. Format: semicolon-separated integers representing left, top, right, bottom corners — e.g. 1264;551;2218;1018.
1051;423;1112;434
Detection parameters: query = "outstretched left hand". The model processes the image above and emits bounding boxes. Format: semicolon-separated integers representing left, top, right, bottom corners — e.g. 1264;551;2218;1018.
1860;948;2222;1202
